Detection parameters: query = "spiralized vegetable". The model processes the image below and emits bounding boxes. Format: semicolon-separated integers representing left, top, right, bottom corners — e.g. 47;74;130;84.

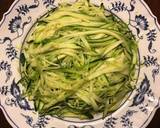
20;0;138;119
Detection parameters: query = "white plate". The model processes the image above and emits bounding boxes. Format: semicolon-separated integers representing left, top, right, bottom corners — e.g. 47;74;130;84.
0;0;160;128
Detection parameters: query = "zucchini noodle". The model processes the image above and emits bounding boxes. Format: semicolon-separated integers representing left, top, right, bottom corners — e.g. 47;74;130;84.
20;0;138;119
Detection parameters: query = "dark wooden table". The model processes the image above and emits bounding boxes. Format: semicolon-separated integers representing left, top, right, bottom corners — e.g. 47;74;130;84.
0;0;160;128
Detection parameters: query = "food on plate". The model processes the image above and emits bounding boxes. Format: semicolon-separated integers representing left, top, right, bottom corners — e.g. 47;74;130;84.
20;0;138;119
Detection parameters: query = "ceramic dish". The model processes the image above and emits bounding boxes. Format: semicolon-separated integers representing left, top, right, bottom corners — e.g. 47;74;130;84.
0;0;160;128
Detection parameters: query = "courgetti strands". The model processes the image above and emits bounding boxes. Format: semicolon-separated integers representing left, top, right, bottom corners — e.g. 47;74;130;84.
20;0;138;119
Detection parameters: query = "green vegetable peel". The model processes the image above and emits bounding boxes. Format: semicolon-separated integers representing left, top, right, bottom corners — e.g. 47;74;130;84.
20;0;138;120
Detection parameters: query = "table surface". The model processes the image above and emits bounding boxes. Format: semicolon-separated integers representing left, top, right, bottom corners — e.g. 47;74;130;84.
0;0;160;128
